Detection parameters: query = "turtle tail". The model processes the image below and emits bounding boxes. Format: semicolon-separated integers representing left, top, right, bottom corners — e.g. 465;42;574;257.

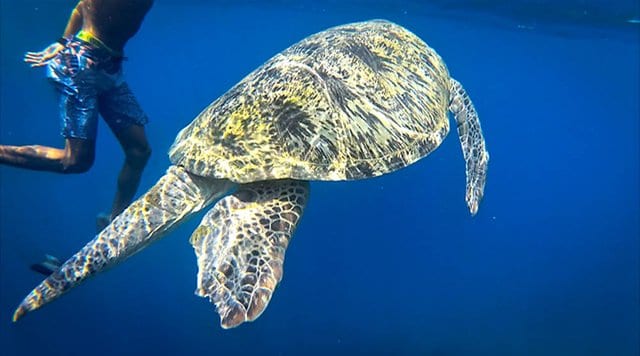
449;78;489;215
12;166;234;322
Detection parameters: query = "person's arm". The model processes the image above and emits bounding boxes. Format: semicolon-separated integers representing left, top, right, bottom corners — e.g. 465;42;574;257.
61;3;83;39
24;2;84;67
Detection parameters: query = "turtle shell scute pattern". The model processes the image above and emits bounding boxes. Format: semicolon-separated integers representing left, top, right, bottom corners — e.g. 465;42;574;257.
169;20;451;182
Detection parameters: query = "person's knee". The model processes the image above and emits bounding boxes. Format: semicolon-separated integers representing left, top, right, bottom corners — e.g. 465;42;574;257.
126;143;151;168
61;153;94;173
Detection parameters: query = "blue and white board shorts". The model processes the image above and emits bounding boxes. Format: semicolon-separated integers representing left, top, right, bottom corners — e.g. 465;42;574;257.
46;36;148;140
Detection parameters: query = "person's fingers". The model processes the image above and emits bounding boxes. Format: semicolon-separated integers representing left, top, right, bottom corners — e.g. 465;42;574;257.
24;54;43;62
24;58;41;64
24;53;41;59
25;51;44;57
24;46;60;66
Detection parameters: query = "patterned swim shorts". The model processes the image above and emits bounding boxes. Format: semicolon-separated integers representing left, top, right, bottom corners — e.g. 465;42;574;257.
46;35;148;140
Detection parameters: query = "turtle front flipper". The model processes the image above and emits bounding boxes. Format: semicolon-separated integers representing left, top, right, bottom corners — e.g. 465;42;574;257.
190;180;309;329
449;78;490;215
12;165;235;322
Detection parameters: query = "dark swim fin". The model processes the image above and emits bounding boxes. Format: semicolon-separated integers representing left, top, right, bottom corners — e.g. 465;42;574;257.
30;255;62;277
96;212;111;233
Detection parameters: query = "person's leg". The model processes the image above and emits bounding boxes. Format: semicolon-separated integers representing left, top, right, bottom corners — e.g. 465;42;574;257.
0;138;95;173
97;81;150;229
2;39;100;175
108;124;151;220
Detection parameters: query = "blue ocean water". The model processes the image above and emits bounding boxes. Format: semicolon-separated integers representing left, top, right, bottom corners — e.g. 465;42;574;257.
1;0;638;355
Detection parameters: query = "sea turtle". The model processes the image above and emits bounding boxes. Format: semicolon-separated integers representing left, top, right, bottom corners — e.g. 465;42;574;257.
12;19;489;329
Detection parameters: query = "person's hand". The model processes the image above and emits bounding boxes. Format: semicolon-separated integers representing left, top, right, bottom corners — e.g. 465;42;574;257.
24;42;65;67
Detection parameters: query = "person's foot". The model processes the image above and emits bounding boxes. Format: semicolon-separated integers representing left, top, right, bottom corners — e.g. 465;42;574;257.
30;255;62;276
96;212;111;233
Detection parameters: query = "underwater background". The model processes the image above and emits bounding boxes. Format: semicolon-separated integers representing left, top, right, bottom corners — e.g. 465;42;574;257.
1;0;638;355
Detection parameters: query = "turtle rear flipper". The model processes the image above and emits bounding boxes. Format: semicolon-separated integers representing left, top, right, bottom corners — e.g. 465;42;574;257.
190;180;309;329
13;166;234;322
449;78;490;215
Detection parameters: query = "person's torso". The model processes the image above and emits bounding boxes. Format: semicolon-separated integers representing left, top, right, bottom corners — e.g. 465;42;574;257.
78;0;154;53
